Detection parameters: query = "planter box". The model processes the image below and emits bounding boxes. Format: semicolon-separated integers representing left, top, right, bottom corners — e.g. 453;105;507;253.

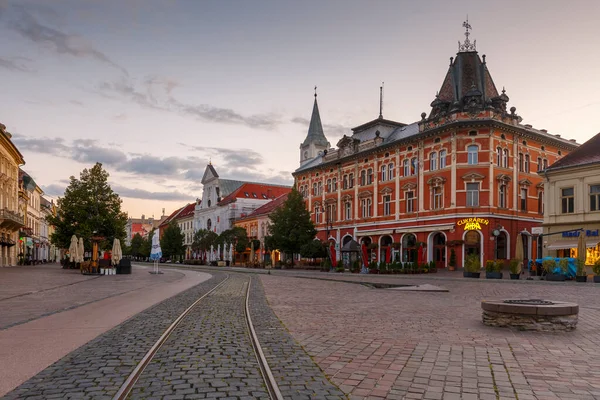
464;271;480;278
217;261;226;267
509;273;520;280
575;276;588;282
546;273;566;282
594;276;600;283
486;272;503;279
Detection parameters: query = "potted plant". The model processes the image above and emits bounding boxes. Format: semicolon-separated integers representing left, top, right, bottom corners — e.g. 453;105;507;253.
429;260;437;273
509;259;521;280
575;258;587;282
368;261;379;274
448;248;456;271
336;260;344;273
464;254;480;278
351;259;360;273
544;258;566;281
486;259;503;279
321;258;331;272
593;259;600;283
379;260;388;274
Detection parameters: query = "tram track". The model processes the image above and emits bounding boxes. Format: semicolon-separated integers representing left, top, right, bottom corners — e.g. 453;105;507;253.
112;274;283;400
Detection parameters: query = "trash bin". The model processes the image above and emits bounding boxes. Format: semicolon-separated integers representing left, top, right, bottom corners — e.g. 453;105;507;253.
118;259;132;274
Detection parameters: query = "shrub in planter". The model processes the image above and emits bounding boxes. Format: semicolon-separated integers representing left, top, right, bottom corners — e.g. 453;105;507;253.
448;248;457;271
485;259;503;279
464;254;481;278
543;258;566;281
379;261;388;274
593;259;600;283
368;261;378;274
542;259;556;275
575;259;587;282
429;260;437;273
351;260;360;273
509;259;521;280
336;260;344;272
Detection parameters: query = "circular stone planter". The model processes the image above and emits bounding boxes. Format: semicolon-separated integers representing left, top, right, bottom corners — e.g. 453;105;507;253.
481;299;578;331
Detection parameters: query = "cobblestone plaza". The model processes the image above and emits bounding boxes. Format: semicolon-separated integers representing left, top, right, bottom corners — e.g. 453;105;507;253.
2;265;600;399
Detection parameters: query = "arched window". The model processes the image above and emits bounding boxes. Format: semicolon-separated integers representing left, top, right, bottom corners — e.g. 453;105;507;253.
367;168;373;184
430;152;438;171
360;170;367;186
502;149;509;167
467;145;478;165
381;164;387;181
440;150;447;168
411;157;418;175
314;205;321;223
496;231;508;259
207;219;212;231
332;178;337;191
312;183;317;196
496;147;502;166
388;163;395;179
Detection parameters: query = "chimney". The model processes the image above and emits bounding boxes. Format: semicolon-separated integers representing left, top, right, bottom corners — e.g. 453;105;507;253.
141;214;145;221
554;134;561;138
267;189;273;198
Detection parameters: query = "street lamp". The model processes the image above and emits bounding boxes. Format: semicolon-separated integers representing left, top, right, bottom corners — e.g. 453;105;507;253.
321;204;334;267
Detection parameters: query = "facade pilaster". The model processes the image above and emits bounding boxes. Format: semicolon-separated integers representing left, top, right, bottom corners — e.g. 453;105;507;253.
373;157;379;218
395;149;400;219
451;132;457;207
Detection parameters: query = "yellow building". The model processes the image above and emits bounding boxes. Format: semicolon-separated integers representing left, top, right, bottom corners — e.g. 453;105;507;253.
0;123;25;267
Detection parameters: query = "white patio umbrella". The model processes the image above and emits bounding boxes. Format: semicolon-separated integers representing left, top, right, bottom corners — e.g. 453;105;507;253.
210;245;214;262
68;235;78;262
250;240;255;263
149;231;162;274
112;238;122;266
78;237;85;263
515;233;524;273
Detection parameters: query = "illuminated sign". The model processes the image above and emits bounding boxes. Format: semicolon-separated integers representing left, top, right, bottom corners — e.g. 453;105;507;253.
562;229;599;238
457;218;489;231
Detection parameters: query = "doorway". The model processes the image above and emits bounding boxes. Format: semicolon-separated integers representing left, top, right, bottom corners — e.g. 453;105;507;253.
431;232;446;268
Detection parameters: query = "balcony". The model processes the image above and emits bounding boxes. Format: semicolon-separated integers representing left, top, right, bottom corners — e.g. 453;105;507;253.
0;208;25;230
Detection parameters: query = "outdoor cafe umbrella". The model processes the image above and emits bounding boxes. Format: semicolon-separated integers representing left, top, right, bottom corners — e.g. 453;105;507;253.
250;240;254;263
112;238;122;266
69;235;78;262
329;243;336;266
577;231;587;261
515;232;524;273
417;243;425;265
78;237;85;263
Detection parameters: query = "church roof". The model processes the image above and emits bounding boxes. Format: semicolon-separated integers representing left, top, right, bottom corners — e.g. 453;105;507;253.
544;132;600;172
218;182;291;206
174;203;196;220
218;179;245;197
301;96;329;148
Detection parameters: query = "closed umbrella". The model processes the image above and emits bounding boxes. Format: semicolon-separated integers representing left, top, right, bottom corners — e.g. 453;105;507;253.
577;231;587;263
250;241;254;263
112;239;122;266
78;237;85;263
330;243;337;267
69;235;78;262
515;233;524;273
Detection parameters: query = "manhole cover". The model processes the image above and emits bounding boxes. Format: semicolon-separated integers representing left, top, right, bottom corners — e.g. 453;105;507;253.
503;299;554;305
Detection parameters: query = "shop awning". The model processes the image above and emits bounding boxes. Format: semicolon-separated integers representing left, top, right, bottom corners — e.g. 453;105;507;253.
547;240;600;250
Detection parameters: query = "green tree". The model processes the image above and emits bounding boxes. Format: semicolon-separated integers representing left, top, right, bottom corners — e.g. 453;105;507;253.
192;229;218;260
300;240;327;259
130;233;144;258
216;227;249;253
160;222;185;260
268;188;316;262
47;163;127;251
140;229;154;259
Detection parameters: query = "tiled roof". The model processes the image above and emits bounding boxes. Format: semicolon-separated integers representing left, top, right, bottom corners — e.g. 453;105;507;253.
219;179;245;197
174;203;195;220
241;193;289;219
159;206;185;228
545;132;600;172
218;183;291;206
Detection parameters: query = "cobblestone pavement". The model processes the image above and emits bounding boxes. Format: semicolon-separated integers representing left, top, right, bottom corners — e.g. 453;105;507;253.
4;273;228;399
0;264;184;329
260;274;600;400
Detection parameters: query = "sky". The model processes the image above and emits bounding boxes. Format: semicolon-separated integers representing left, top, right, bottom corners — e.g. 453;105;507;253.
1;0;600;218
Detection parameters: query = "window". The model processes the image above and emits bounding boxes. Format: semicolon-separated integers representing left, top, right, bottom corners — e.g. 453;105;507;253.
524;154;530;173
430;152;438;171
327;204;336;222
590;185;600;211
411;158;418;175
403;159;409;176
383;195;391;216
561;188;574;214
518;153;524;172
537;157;542;172
344;201;352;220
432;187;443;210
367;169;373;184
467;145;478;165
314;205;321;223
349;173;354;188
381;165;387;181
440;150;447;168
360;170;366;186
388;163;395;179
466;183;479;207
543;159;548;170
499;184;507;208
502;149;508;168
326;179;332;193
317;182;323;196
538;191;544;214
361;198;372;218
521;188;527;211
332;178;337;192
207;219;212;231
496;147;502;166
469;130;477;136
406;191;415;213
343;175;348;190
312;183;317;196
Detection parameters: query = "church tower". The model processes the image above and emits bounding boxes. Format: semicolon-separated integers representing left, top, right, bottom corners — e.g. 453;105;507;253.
299;90;330;166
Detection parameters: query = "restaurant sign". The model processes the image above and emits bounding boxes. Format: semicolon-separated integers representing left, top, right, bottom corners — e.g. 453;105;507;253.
562;229;599;238
457;218;489;231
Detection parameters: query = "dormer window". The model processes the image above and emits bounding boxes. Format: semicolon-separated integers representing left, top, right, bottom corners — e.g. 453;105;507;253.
245;192;249;197
262;194;267;199
253;193;257;198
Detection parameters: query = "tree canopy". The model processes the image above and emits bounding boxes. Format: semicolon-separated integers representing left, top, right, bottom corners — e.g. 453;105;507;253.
129;233;144;258
47;163;127;250
160;222;185;259
300;239;328;259
268;188;316;260
192;229;218;255
215;227;249;253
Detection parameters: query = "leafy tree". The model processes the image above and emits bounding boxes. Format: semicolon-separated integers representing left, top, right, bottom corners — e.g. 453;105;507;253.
140;229;154;259
268;188;317;262
47;163;127;251
215;227;249;253
130;233;144;258
300;240;327;259
160;222;185;260
192;229;218;259
264;235;276;252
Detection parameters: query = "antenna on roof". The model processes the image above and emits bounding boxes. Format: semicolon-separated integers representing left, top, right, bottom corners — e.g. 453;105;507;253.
379;82;384;119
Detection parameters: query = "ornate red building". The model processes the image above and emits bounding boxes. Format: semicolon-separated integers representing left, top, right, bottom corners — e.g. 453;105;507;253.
293;24;579;269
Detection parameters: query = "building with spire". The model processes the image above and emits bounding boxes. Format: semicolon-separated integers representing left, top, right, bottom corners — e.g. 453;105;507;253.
299;90;330;167
293;21;579;270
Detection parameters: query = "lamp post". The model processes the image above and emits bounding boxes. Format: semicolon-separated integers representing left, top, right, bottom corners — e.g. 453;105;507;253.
321;205;334;267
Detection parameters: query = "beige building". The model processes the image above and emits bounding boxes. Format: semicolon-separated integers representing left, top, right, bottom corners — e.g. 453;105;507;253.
0;123;25;267
541;132;600;264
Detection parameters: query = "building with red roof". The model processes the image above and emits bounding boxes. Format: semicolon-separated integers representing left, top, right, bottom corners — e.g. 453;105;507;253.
172;201;198;259
541;132;600;263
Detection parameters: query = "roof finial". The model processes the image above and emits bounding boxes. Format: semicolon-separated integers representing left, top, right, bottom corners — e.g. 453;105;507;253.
209;157;212;165
458;16;476;52
314;85;317;99
379;82;384;119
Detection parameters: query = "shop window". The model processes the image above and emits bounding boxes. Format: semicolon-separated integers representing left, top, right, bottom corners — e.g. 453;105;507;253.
466;183;479;207
590;185;600;211
383;195;391;216
521;188;528;211
430;152;438;171
561;187;574;214
440;150;447;168
406;191;415;213
402;234;417;263
467;145;478;165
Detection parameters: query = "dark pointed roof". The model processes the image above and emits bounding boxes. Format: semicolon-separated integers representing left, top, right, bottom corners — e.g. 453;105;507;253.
544;132;598;172
302;97;329;148
201;163;219;184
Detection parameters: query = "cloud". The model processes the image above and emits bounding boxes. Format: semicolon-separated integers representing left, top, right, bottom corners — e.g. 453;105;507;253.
1;3;127;75
0;56;35;72
97;76;281;130
291;117;348;138
41;183;66;197
110;183;195;202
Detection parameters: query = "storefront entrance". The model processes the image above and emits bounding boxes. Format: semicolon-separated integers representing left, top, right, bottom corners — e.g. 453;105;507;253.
431;232;446;268
464;230;481;258
402;234;417;263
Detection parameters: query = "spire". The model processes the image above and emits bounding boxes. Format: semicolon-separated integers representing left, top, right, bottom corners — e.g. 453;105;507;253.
301;89;329;148
458;16;476;52
379;82;384;119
